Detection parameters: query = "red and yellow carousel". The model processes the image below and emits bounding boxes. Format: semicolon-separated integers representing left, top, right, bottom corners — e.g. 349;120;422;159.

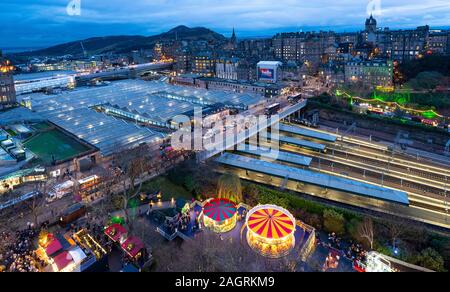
202;198;238;233
246;205;296;258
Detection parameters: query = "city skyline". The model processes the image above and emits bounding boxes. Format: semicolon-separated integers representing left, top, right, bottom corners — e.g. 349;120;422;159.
1;0;450;48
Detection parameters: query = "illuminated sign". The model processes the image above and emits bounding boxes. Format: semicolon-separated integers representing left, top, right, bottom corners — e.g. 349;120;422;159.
258;68;275;80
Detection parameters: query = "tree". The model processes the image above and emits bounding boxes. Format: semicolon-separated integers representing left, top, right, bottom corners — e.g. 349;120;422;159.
358;217;375;250
400;55;450;80
112;144;150;233
243;183;259;206
411;248;446;272
92;167;120;220
217;172;243;203
154;231;301;272
406;71;443;91
25;181;51;227
382;217;410;249
323;209;345;235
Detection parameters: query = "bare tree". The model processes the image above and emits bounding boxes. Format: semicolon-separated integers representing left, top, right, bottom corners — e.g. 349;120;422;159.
112;144;150;232
92;167;119;220
358;217;375;250
24;181;51;227
154;231;302;272
382;216;410;248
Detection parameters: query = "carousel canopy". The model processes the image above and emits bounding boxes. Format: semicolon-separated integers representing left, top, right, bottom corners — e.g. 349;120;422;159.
247;206;295;239
203;198;237;222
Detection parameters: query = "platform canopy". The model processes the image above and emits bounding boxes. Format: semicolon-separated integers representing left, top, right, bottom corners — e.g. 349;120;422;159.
247;205;296;239
203;198;237;222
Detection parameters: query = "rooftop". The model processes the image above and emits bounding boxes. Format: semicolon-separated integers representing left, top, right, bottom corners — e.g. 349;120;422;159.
16;80;264;156
257;61;283;66
216;153;409;205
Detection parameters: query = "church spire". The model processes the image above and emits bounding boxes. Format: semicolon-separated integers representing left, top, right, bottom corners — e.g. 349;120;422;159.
230;27;237;45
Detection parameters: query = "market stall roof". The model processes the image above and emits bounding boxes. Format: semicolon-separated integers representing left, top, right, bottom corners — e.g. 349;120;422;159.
45;239;63;256
68;246;87;265
203;198;237;222
121;237;145;258
53;251;73;271
105;224;127;242
121;263;140;273
247;205;296;239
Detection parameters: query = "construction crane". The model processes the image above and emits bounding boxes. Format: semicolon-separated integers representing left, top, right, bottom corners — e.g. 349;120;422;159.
80;41;87;58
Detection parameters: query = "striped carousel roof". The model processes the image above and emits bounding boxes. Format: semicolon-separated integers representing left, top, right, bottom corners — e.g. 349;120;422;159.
247;205;296;239
203;198;237;222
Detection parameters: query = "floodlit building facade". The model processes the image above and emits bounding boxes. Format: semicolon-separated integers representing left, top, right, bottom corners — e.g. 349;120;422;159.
0;51;16;108
345;59;393;88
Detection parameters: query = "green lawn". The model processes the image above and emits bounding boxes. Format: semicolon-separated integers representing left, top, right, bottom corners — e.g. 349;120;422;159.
141;176;193;201
24;129;90;164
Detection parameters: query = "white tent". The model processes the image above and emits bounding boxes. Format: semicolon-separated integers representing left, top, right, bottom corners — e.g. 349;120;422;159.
68;246;87;265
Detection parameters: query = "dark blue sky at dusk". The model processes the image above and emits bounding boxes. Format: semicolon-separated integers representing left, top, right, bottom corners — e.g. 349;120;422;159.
1;0;449;49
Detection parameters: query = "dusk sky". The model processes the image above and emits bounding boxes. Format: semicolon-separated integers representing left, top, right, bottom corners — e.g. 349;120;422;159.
1;0;450;49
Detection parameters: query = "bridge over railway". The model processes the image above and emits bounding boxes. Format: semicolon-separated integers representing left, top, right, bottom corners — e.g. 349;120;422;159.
75;61;174;84
197;99;308;162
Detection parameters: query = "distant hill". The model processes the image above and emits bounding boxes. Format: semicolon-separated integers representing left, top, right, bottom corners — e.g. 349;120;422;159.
16;26;226;57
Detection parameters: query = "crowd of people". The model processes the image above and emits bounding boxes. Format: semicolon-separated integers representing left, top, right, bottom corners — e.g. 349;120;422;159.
0;226;43;272
345;242;368;262
164;211;193;234
315;232;369;272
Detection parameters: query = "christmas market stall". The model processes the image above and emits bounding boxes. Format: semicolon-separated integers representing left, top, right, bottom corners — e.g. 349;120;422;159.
104;224;127;243
121;237;145;260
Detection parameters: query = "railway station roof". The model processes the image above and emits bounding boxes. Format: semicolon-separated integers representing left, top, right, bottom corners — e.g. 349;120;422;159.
16;80;264;156
237;144;312;166
279;124;337;142
278;135;326;151
215;153;409;205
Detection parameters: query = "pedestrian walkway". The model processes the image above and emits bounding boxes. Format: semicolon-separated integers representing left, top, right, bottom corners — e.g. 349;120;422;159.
111;201;175;219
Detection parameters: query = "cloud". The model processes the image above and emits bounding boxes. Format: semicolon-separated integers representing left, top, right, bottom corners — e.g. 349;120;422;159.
1;0;449;47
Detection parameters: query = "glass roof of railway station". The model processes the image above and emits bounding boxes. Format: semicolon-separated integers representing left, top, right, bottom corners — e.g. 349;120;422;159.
16;80;264;156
